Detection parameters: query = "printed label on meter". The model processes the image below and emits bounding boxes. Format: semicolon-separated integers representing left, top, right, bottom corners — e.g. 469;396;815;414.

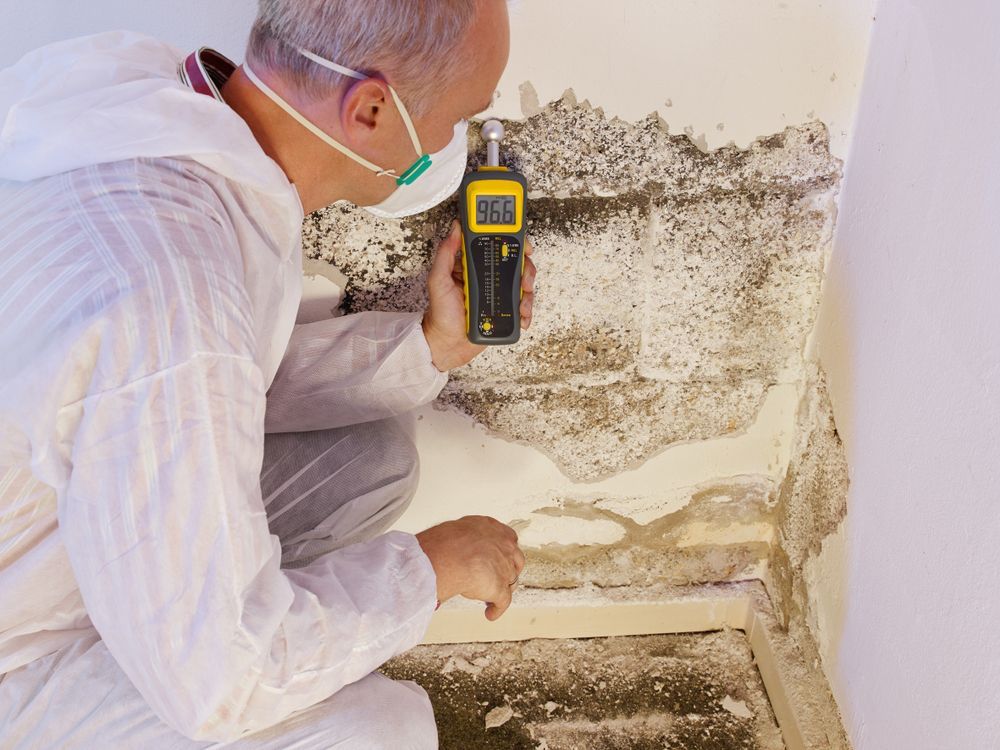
470;235;521;338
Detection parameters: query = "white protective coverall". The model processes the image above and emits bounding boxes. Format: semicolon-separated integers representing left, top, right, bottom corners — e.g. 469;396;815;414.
0;31;448;748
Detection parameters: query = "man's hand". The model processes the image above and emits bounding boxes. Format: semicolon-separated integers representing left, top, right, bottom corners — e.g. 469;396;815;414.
422;220;536;372
416;515;526;621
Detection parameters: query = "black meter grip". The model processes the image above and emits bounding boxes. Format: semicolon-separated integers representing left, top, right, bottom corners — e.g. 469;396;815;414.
458;169;529;346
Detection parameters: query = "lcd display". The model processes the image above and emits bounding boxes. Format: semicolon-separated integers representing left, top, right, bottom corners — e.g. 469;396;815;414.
475;195;516;226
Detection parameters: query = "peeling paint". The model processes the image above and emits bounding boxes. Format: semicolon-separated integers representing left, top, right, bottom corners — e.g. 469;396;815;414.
518;80;543;118
517;515;627;548
394;382;801;590
302;95;841;481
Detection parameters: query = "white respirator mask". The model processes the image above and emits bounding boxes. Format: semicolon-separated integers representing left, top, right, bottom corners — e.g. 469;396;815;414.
243;47;468;219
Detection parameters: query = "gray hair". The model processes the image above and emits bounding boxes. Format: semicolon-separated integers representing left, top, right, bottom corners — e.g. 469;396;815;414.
246;0;481;117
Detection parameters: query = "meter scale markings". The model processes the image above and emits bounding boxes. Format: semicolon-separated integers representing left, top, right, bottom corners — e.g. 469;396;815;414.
471;235;520;338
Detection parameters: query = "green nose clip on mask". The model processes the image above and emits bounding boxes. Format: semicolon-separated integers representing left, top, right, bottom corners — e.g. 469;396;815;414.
243;47;469;219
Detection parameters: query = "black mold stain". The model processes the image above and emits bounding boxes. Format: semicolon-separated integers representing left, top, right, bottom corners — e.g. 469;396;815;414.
382;631;782;750
526;192;652;239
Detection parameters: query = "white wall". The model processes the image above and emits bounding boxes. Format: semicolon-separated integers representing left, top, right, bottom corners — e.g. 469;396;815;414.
816;1;1000;747
0;1;254;68
498;0;874;159
1;0;874;160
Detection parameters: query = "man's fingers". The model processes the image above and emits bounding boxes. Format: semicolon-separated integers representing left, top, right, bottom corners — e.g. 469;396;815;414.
430;221;462;285
524;237;534;257
520;255;536;330
485;577;514;621
451;250;465;285
513;545;526;574
522;256;536;293
520;292;533;329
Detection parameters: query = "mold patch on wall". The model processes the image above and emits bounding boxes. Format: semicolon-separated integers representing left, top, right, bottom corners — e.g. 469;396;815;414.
766;367;849;631
763;366;851;749
302;94;841;481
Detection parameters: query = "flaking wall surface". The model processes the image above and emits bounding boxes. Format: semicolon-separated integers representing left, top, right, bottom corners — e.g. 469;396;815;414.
303;100;840;483
302;98;843;593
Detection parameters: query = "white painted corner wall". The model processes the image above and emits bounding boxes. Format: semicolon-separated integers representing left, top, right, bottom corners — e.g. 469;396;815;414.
816;1;1000;747
0;0;254;70
2;0;875;162
497;0;875;160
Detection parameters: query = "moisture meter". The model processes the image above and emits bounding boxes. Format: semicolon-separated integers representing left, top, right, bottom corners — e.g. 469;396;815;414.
458;120;528;345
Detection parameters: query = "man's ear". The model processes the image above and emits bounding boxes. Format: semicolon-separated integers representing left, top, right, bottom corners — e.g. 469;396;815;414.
340;77;389;134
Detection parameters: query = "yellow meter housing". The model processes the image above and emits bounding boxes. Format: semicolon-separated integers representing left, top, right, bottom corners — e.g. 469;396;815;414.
458;121;528;345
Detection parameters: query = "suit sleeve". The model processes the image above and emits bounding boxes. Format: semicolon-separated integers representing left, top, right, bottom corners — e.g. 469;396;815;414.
264;311;448;433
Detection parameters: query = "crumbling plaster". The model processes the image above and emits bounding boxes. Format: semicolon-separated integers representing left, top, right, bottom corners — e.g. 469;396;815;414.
303;96;843;595
764;365;850;691
305;102;839;483
383;629;786;750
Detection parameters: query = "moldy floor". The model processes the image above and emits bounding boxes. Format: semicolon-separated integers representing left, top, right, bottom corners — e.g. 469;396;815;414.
382;630;785;750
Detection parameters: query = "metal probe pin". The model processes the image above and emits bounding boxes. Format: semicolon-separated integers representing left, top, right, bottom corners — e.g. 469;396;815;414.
481;119;505;167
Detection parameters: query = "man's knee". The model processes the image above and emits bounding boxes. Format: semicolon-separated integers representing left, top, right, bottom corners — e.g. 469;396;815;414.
369;418;420;507
380;678;438;749
264;416;423;563
313;674;438;750
343;415;419;521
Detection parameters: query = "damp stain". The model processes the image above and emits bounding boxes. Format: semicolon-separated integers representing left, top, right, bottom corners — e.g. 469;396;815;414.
766;367;849;630
518;479;776;589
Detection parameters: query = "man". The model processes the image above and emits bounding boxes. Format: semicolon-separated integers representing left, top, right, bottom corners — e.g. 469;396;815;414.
0;0;533;746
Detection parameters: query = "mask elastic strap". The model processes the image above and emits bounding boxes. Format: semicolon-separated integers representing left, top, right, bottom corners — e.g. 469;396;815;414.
295;47;425;159
242;62;395;177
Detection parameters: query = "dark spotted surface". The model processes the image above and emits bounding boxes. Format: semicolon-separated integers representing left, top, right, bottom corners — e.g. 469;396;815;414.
383;630;784;750
301;97;840;480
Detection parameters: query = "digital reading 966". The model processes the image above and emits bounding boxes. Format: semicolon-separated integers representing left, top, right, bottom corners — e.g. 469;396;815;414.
476;195;516;225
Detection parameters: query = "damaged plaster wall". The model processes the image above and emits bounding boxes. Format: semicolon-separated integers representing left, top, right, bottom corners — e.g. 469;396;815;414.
295;5;881;741
303;101;844;593
295;2;874;614
307;106;840;482
297;1;874;736
763;363;850;729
